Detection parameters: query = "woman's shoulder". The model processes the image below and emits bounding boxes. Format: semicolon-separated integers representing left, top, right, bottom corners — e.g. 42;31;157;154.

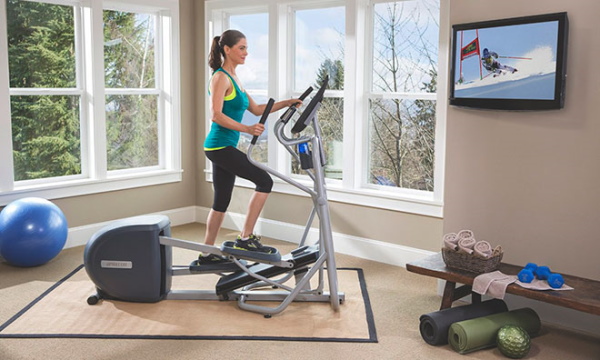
210;70;231;87
212;68;228;79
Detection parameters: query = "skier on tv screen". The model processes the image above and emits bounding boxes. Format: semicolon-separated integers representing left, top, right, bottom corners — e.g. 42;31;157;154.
481;48;518;76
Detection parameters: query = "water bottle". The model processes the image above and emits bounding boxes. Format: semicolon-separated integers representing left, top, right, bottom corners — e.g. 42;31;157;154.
298;142;313;169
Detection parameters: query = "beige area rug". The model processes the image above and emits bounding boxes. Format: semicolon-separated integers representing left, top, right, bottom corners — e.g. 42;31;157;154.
0;265;376;342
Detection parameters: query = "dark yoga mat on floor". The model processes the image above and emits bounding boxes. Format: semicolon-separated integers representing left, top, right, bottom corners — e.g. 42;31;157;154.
448;307;541;354
419;299;508;345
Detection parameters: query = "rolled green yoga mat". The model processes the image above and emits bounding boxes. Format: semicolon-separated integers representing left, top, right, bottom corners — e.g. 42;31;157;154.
419;299;508;345
448;308;541;354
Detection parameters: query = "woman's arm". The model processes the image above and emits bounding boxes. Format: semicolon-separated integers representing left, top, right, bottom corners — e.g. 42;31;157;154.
247;95;302;117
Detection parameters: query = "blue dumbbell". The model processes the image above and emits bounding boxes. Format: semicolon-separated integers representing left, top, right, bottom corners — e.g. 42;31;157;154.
547;273;565;289
525;262;538;271
518;268;535;283
534;265;551;280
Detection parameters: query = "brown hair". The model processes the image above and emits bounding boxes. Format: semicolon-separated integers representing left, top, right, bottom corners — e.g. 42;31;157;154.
208;29;246;73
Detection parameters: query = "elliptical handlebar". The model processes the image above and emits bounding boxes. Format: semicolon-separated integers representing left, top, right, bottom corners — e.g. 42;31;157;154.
291;75;328;134
250;86;314;146
280;86;314;125
251;98;275;145
298;86;314;101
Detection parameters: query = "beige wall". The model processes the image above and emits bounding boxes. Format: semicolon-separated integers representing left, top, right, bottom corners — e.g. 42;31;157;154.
445;0;600;280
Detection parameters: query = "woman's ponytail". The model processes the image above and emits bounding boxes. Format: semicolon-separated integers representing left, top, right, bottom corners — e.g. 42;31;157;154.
208;36;223;72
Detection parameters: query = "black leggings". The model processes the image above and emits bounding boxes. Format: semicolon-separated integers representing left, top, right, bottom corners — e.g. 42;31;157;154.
205;146;273;212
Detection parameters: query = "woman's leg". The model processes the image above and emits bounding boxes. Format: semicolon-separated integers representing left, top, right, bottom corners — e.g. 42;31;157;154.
204;209;226;246
204;149;236;246
209;147;273;238
205;147;273;250
241;191;269;238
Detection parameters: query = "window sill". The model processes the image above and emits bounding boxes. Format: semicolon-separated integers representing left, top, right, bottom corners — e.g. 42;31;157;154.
204;171;443;218
0;170;183;206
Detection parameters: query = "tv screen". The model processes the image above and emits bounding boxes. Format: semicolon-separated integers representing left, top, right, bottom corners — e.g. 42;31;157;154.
449;12;568;110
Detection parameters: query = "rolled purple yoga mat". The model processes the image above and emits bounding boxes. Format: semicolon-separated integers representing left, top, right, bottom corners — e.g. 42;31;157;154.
419;299;508;345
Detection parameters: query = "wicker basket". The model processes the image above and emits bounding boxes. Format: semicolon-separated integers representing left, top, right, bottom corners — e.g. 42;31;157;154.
441;246;503;274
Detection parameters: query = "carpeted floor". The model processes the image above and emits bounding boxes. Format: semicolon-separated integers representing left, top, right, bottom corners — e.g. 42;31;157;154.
0;222;598;360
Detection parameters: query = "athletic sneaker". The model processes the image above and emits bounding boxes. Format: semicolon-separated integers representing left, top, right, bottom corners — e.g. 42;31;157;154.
233;234;276;254
197;253;230;265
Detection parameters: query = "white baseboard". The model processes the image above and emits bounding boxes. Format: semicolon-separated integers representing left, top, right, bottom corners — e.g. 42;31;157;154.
194;206;436;268
67;205;435;267
65;206;198;248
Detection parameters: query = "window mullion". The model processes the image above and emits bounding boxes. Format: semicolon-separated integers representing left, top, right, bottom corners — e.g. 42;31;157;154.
432;0;450;204
8;88;84;96
104;88;161;95
370;91;437;100
157;11;167;170
83;2;107;180
275;3;292;175
160;8;181;172
74;4;90;180
268;2;279;169
0;1;15;192
357;0;374;191
343;0;359;190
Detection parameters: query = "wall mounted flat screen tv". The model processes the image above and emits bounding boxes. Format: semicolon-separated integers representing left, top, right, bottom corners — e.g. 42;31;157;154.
449;12;568;110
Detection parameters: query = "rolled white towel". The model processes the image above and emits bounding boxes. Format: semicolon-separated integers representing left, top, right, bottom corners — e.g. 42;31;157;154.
474;240;493;258
457;229;474;241
457;237;476;254
443;233;459;250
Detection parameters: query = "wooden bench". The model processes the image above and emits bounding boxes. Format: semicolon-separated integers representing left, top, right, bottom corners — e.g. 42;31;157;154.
406;252;600;316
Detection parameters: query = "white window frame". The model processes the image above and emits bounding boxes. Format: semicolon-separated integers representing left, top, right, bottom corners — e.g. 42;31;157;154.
0;0;182;206
359;0;447;208
205;0;447;218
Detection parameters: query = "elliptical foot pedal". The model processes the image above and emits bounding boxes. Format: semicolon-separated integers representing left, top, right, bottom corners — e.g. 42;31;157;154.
189;259;246;273
221;241;282;262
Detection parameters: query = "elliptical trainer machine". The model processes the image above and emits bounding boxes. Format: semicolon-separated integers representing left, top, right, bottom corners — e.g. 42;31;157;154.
83;77;342;317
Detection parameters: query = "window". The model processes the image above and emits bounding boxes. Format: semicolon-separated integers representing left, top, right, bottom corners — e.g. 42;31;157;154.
104;9;159;171
7;1;81;181
0;0;181;204
205;0;446;217
293;6;345;180
368;0;439;191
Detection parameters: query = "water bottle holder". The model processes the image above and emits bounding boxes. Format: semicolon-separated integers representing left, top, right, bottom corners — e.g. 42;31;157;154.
300;152;313;169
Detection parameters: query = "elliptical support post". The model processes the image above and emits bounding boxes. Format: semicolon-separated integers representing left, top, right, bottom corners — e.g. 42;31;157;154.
309;131;340;310
245;76;342;313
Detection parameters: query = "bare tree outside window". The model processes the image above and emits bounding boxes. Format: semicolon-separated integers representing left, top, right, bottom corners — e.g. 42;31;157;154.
369;0;439;191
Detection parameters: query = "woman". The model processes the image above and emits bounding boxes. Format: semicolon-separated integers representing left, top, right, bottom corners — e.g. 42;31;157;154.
199;29;301;264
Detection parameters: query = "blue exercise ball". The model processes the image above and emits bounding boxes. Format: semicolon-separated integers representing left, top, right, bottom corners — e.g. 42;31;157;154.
0;197;68;267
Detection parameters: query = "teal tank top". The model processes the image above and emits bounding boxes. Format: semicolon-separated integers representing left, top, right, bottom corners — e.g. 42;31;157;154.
204;68;249;150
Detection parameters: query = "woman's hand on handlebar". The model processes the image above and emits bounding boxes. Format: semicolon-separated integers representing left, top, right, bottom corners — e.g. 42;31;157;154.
286;98;303;108
246;123;265;136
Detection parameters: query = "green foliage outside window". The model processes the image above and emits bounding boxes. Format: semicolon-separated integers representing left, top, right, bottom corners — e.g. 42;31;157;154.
104;10;158;170
7;1;160;179
7;0;80;181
